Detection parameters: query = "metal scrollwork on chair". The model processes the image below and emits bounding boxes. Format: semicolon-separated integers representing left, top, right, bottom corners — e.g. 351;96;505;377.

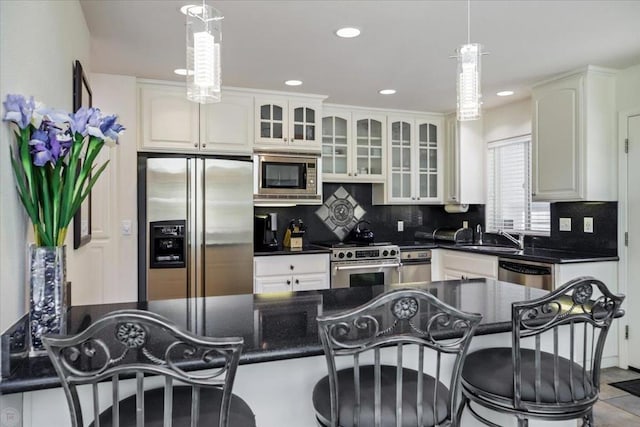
42;309;252;427
315;288;482;427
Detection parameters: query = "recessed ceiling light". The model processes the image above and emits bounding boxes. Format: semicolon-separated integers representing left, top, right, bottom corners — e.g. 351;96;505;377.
174;68;193;76
497;90;515;97
336;27;361;38
379;89;396;95
180;4;203;16
285;80;303;86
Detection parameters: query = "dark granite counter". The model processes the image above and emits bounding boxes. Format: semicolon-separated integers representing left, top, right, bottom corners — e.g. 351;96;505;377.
254;245;331;256
0;279;545;395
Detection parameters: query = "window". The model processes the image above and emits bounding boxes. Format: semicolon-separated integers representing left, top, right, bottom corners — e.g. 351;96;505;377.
486;135;550;235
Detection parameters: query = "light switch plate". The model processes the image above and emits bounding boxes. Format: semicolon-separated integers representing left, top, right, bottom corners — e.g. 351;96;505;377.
397;220;404;232
584;217;594;233
121;219;132;236
559;217;572;232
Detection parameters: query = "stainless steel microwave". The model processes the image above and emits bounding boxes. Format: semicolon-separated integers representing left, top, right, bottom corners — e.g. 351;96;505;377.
253;152;321;202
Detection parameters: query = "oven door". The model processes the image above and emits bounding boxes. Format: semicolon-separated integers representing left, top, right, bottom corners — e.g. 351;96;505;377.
331;260;401;288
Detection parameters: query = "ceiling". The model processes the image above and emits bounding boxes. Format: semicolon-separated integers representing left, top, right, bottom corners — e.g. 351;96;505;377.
80;0;640;114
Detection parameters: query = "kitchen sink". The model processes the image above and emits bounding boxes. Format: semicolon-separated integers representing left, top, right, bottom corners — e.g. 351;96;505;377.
460;245;522;253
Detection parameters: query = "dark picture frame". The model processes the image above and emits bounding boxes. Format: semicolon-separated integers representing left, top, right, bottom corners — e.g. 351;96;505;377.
73;60;92;249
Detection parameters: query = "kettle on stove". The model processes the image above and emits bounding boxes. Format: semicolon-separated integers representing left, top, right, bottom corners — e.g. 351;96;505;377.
348;220;375;244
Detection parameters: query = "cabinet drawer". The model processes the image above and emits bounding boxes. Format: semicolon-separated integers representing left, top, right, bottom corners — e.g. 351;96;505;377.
439;250;498;278
254;254;329;276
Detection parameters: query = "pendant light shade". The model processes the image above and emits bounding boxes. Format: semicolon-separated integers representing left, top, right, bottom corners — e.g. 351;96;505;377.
455;0;483;121
185;3;223;104
457;43;482;121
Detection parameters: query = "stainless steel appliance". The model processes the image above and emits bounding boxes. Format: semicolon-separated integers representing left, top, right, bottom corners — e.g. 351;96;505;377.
138;154;254;300
399;249;432;286
317;243;401;288
429;227;473;244
253;152;321;203
254;213;278;251
498;258;553;291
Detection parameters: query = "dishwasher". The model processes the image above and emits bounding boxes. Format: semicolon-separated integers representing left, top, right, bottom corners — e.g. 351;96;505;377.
399;249;432;285
498;258;554;291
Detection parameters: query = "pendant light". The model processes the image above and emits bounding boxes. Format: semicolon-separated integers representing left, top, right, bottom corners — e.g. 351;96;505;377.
184;1;223;104
456;0;483;121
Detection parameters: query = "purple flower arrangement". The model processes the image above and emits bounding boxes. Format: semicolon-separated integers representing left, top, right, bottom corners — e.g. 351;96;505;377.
3;94;125;247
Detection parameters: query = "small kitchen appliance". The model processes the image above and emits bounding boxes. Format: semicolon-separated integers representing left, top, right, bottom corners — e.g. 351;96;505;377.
255;213;279;251
283;218;306;249
346;220;375;244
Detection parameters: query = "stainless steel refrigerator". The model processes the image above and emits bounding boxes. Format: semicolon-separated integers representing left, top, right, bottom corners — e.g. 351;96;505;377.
138;154;254;301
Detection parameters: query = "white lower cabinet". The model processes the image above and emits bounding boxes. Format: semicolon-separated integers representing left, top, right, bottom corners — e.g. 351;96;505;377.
253;254;330;294
432;249;498;281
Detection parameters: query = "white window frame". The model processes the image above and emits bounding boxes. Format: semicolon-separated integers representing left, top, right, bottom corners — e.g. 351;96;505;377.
486;135;550;236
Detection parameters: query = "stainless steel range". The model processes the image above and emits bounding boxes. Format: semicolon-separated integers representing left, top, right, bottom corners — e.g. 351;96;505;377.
316;242;401;288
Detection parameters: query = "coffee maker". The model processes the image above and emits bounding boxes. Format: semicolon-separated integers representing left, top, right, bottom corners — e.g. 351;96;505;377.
254;213;279;251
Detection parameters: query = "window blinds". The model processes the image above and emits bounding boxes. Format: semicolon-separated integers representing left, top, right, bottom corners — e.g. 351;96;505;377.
487;136;550;235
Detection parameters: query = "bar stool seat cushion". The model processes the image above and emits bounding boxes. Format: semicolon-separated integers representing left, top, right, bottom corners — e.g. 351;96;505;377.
462;347;594;404
313;365;450;427
91;385;256;427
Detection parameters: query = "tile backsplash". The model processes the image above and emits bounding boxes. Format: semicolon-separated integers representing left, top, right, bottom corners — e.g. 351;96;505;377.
255;184;618;255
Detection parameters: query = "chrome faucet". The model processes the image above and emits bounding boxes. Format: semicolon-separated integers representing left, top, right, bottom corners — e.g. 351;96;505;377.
476;224;483;244
498;230;525;250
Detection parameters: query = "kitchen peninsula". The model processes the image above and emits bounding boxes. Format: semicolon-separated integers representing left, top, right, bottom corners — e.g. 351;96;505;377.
1;278;611;427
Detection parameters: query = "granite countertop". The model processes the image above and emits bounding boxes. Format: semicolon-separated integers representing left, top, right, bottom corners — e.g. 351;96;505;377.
395;240;618;263
254;245;331;256
1;279;545;394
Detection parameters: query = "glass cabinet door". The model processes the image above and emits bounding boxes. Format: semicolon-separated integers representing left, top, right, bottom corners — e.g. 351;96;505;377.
322;115;349;175
292;106;316;143
356;118;383;178
418;122;438;199
390;120;413;199
259;103;285;141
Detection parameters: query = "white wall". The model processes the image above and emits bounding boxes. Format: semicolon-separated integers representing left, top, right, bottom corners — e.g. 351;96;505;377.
617;64;640;113
0;1;90;332
483;98;532;142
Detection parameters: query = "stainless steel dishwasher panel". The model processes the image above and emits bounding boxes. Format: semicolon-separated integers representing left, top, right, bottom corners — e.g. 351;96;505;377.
399;249;432;285
498;258;554;291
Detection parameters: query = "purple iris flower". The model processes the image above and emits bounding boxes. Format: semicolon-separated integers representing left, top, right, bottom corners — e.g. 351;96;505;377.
27;121;70;167
3;94;35;129
69;107;94;136
100;114;125;144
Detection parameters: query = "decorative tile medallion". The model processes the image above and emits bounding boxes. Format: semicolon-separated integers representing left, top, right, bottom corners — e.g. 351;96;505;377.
315;186;366;240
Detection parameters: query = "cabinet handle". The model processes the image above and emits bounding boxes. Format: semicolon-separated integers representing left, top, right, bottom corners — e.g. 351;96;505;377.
354;172;358;176
411;197;416;200
532;192;536;196
290;265;294;270
202;143;206;148
452;196;457;200
295;279;299;284
194;143;198;148
417;197;421;200
286;280;291;285
348;173;352;176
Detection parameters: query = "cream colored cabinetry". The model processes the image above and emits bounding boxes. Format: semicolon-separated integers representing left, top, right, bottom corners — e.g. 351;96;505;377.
444;114;485;204
321;106;386;182
254;94;325;151
253;253;330;293
373;114;443;204
531;66;616;201
138;81;253;154
431;249;498;281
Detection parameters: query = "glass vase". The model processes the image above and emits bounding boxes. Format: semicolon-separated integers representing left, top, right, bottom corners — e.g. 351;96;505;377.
28;244;67;355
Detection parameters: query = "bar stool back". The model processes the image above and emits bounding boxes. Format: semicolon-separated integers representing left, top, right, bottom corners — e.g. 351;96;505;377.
313;288;482;427
461;276;625;426
43;309;255;427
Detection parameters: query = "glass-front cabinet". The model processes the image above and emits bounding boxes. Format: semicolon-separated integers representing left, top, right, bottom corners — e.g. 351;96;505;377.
374;114;443;204
322;106;386;182
254;94;325;151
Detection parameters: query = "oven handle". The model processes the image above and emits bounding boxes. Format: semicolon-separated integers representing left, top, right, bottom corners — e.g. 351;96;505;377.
334;263;402;271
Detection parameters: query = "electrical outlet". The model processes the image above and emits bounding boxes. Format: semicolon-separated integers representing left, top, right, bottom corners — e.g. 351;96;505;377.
463;220;469;228
559;217;572;232
584;217;594;233
397;220;404;232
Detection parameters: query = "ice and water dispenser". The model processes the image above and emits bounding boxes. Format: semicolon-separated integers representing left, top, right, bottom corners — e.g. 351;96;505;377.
149;220;186;268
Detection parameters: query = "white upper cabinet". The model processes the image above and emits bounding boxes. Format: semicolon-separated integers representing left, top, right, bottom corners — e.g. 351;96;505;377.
373;114;443;204
138;81;253;155
531;66;616;201
321;106;386;182
444;115;485;205
254;94;325;152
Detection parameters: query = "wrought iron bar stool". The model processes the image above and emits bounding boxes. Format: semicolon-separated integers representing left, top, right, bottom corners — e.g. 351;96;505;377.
312;288;482;427
42;309;255;427
461;276;625;427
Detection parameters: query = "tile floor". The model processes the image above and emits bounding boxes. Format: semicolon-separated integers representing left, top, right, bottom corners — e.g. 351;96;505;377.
595;367;640;426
